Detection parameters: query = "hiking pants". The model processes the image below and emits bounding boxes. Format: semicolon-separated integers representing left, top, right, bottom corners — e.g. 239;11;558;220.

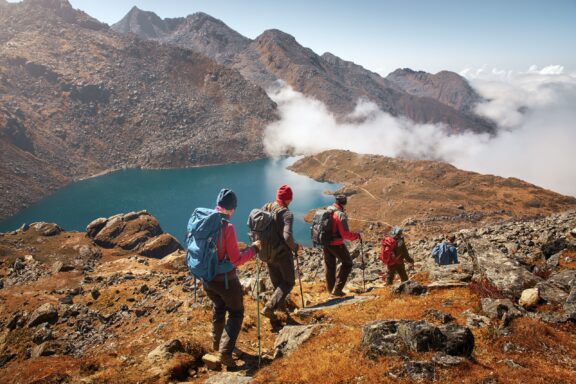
266;253;295;311
323;244;353;293
204;276;244;356
386;263;409;285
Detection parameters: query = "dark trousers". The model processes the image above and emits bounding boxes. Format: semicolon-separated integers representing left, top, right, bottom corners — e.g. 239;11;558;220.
265;252;295;311
386;263;409;285
323;244;353;293
204;276;244;356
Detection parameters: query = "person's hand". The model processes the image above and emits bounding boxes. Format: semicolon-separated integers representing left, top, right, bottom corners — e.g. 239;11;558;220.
295;244;302;257
252;240;262;251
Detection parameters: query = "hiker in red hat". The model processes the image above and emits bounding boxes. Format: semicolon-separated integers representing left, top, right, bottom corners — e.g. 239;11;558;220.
324;195;361;296
260;184;301;319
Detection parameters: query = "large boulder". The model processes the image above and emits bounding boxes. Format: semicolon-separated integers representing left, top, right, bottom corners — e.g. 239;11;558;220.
536;270;576;305
480;298;524;320
28;303;58;327
466;238;542;298
31;222;62;236
139;233;182;259
273;325;322;358
85;212;182;257
361;320;474;359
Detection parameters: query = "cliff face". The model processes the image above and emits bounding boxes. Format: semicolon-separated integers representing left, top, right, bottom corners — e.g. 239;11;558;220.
0;0;278;220
112;9;495;133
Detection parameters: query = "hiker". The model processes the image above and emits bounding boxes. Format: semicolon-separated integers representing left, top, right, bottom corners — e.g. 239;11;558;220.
380;227;414;285
260;184;301;319
203;188;261;367
431;234;458;265
323;195;361;297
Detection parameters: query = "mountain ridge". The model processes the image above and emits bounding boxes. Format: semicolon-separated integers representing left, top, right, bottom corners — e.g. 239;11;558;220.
112;7;496;133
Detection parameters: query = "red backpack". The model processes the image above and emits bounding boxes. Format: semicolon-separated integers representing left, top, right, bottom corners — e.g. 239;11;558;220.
380;236;399;265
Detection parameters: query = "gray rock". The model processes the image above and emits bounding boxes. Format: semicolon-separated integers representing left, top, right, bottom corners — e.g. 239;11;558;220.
361;319;474;358
397;320;446;352
425;309;455;324
32;326;53;344
466;238;542;298
28;303;58;327
480;298;524;320
0;353;16;368
138;233;182;258
273;325;321;358
536;270;576;305
91;289;100;300
361;320;405;358
31;342;56;358
432;352;467;367
31;222;62;236
0;278;3;290
438;323;474;357
545;252;561;268
205;373;252;384
147;339;184;362
86;217;108;238
461;310;491;328
402;360;435;381
393;280;427;295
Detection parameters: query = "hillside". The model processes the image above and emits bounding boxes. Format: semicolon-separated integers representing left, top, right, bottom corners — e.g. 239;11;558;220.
0;208;575;383
0;0;277;220
112;8;495;133
289;150;576;239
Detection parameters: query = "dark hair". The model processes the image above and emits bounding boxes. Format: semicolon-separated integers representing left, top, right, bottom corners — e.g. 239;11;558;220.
335;194;347;205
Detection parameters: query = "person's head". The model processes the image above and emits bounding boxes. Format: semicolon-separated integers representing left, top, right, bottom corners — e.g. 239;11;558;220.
390;227;403;239
276;184;293;206
335;194;347;206
447;234;456;243
216;188;237;215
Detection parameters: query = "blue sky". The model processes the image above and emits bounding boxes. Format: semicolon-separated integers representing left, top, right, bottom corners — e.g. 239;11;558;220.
9;0;576;76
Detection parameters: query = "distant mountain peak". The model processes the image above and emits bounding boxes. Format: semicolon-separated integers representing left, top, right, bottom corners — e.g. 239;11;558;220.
257;29;297;44
24;0;73;10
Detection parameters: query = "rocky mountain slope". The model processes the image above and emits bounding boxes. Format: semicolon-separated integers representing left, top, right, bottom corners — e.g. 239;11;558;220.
0;207;574;383
112;8;495;133
0;0;277;220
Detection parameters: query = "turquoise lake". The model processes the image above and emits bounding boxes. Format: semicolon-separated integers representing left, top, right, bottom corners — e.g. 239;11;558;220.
0;158;339;246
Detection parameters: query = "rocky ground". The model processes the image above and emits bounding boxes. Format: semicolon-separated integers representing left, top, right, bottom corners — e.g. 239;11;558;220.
0;208;574;383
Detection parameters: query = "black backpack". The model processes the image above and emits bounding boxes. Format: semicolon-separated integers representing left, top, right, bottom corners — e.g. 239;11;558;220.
247;203;287;262
311;207;336;247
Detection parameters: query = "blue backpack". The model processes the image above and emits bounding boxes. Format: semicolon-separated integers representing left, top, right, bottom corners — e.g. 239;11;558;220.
186;208;234;283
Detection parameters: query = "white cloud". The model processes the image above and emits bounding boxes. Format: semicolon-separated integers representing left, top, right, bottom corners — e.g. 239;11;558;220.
263;68;576;197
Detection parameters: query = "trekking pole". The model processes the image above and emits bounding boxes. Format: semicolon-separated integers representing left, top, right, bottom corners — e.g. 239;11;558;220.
294;249;305;309
255;253;262;368
360;238;366;293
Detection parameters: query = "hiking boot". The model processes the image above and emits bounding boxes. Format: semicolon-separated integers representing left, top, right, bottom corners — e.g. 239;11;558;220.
331;289;346;297
260;306;276;320
219;353;237;368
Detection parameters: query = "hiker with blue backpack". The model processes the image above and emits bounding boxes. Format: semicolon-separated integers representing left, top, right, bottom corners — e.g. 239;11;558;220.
431;234;458;265
186;188;261;368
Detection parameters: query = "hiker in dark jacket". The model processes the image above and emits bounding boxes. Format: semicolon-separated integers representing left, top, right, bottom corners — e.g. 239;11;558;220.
431;234;458;265
204;188;261;367
324;195;361;296
381;227;414;285
260;184;301;319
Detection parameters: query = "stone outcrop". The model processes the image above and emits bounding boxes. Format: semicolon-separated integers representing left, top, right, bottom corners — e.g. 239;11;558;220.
361;320;474;359
86;211;182;258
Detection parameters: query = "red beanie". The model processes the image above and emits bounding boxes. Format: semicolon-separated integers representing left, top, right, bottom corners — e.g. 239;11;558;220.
276;184;293;203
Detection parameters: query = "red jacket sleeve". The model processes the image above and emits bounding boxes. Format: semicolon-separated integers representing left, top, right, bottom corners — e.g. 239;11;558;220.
218;223;255;267
333;210;360;241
